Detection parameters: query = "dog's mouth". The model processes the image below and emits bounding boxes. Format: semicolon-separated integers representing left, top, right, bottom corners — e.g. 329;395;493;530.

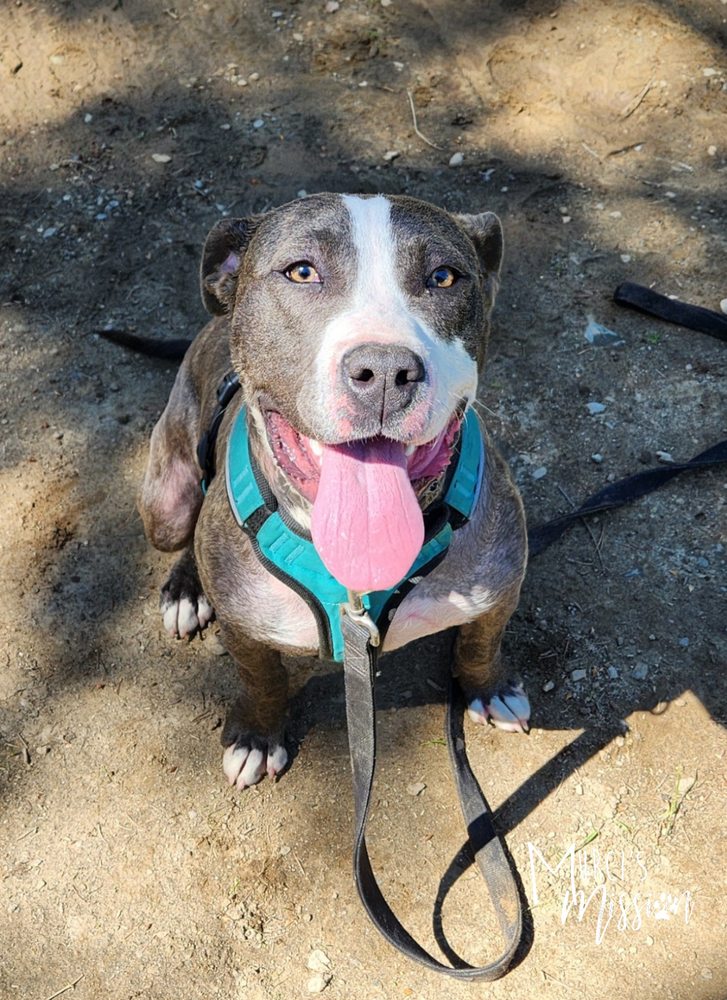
262;409;463;593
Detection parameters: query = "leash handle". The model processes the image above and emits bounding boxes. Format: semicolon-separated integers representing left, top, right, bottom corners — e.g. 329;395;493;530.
341;611;522;980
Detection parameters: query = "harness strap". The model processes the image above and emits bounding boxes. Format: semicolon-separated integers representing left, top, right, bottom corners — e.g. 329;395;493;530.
225;404;484;661
197;371;241;494
342;611;522;980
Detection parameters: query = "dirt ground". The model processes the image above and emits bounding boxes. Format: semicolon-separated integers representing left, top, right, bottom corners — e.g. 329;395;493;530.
1;0;726;997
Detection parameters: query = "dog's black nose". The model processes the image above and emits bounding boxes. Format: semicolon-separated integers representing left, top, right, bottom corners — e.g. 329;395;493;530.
343;343;426;423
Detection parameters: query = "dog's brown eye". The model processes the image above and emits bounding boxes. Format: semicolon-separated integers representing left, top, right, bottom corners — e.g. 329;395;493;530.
286;262;321;284
427;266;457;289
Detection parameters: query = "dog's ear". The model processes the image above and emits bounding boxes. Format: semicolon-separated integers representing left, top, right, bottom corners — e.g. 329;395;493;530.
200;217;261;315
454;212;503;283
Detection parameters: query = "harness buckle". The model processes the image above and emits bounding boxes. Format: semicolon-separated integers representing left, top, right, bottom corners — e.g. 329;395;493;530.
341;591;380;648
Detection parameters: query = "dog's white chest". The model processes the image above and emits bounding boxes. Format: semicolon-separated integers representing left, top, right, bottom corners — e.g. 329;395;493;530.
246;562;495;657
383;585;497;651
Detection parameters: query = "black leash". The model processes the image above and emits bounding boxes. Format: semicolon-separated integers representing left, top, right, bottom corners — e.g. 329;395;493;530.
341;601;521;980
614;281;727;342
528;437;727;557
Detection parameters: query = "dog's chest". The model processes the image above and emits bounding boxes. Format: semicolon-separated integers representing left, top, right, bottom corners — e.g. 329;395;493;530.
239;560;495;656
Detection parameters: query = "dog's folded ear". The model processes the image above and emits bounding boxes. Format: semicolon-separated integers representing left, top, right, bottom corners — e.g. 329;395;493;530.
454;212;504;284
200;217;261;315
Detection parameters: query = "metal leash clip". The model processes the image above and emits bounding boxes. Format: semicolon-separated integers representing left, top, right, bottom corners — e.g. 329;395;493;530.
340;590;380;648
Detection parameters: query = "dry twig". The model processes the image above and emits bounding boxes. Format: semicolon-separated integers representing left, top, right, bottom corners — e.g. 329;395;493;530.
406;89;443;150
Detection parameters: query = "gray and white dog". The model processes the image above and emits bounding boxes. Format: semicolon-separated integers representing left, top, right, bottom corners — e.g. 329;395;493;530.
137;193;530;790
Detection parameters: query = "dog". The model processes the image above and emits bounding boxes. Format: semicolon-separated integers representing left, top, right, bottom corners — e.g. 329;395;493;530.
137;193;530;790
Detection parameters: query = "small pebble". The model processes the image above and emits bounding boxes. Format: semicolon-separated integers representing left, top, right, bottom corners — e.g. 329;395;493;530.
206;634;228;656
383;150;400;162
609;210;622;218
614;735;625;747
84;113;93;123
700;968;713;980
708;145;717;156
571;669;587;682
645;936;654;946
623;567;643;579
575;783;583;795
651;701;668;715
280;845;291;856
702;68;717;77
307;974;332;993
656;451;674;464
608;666;619;679
677;775;695;795
632;663;649;680
720;299;727;315
325;0;339;11
532;466;547;480
449;152;464;167
620;254;632;263
542;680;555;692
297;189;307;198
293;32;304;41
407;782;426;796
678;637;690;647
381;0;393;5
675;697;686;707
248;72;260;81
591;453;603;464
587;402;606;414
665;191;676;199
253;119;264;128
561;216;571;224
152;153;171;163
307;949;331;973
42;227;58;239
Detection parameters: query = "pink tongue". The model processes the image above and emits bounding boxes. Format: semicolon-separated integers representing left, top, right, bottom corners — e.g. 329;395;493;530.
310;438;424;593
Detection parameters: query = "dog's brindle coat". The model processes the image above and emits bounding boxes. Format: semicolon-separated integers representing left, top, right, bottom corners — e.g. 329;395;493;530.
139;193;530;790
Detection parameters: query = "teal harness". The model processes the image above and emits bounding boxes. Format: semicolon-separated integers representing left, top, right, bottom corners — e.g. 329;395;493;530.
222;404;485;661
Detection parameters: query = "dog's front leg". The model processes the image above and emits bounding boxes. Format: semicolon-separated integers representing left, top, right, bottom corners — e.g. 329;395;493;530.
219;625;289;790
453;597;530;733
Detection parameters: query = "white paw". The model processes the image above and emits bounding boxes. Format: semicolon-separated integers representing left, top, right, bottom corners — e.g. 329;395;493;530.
222;742;288;790
161;594;214;638
468;682;530;733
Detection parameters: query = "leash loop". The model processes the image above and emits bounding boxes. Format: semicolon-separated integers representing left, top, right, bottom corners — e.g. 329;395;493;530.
341;605;523;980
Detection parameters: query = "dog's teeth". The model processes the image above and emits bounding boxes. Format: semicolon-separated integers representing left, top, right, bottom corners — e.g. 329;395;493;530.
309;439;323;457
404;444;416;456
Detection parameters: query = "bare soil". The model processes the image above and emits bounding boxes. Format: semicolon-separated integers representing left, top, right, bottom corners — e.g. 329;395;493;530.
1;1;726;998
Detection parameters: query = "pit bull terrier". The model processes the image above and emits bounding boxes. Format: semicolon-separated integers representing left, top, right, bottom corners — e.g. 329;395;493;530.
138;193;530;790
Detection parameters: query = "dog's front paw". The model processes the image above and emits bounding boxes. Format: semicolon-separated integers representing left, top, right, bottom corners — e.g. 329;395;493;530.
467;681;530;733
159;550;214;638
222;739;288;790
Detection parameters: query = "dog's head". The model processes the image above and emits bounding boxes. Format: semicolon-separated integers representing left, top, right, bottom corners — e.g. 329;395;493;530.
201;193;503;593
